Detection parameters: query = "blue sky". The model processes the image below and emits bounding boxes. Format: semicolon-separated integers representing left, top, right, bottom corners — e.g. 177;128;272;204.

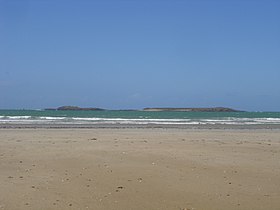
0;0;279;111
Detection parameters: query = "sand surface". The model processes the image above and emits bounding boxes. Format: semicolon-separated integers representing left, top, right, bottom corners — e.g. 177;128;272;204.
0;128;280;210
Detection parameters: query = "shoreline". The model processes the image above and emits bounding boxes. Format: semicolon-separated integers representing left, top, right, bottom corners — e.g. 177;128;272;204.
1;123;280;129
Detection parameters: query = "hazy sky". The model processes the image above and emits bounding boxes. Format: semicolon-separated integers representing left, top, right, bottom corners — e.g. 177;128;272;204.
0;0;279;111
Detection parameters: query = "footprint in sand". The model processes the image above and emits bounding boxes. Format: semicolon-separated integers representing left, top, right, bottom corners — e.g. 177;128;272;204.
116;186;124;192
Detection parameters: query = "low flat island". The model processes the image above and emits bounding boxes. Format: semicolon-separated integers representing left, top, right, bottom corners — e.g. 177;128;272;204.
0;127;279;210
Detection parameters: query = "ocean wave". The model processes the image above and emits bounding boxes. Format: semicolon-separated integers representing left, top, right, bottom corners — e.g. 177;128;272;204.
39;117;66;120
72;117;191;122
72;117;103;121
1;116;280;125
4;116;32;119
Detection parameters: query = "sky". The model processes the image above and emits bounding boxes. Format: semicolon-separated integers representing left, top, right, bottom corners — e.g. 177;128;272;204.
0;0;279;111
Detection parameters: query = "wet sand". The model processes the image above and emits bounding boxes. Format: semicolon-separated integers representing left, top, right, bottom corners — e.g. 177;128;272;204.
0;128;280;210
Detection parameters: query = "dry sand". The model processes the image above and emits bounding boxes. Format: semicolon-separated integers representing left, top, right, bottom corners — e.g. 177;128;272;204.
0;128;279;210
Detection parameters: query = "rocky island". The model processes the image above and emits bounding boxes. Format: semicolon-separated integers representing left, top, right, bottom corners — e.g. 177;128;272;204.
45;106;105;111
143;107;241;112
45;106;241;112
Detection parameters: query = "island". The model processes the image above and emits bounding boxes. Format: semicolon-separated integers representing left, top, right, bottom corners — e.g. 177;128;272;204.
45;106;105;111
45;106;241;112
142;107;241;112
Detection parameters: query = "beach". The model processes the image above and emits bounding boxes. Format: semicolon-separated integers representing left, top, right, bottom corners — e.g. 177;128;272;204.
0;128;280;210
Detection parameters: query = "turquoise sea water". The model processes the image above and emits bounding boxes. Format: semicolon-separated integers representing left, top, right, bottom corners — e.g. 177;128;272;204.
0;110;280;125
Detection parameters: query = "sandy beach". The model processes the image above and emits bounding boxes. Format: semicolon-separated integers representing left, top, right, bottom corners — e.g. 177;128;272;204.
0;128;280;210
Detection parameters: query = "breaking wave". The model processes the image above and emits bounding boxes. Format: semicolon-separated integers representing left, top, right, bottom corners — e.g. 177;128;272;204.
1;116;280;125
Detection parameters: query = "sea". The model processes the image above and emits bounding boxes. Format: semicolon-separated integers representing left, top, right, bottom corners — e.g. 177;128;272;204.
0;110;280;126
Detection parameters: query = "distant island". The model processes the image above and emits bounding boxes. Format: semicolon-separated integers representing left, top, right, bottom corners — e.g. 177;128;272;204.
45;106;105;111
143;107;241;112
45;106;241;112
